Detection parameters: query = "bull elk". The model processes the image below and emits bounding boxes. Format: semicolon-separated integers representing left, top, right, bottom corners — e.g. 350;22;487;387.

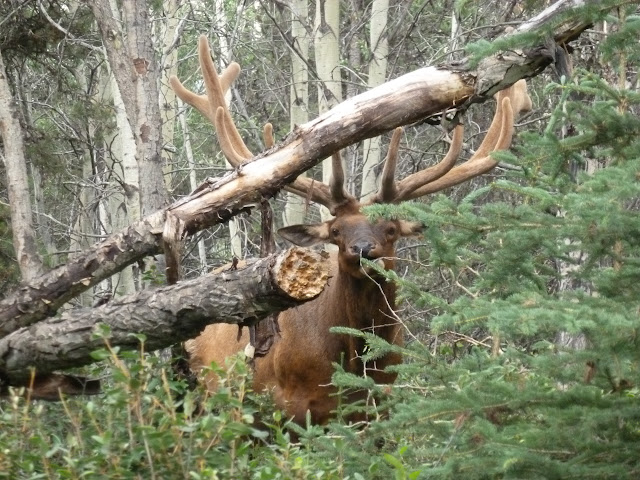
170;36;532;426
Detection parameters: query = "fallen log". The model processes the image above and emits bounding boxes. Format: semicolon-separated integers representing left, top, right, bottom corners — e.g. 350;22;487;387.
0;247;329;392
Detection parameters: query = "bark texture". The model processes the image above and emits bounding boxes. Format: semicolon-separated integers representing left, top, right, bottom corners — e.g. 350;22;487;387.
89;0;167;215
0;50;44;281
0;247;329;383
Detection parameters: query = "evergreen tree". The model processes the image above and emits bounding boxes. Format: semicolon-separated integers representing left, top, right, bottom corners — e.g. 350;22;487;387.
320;6;640;479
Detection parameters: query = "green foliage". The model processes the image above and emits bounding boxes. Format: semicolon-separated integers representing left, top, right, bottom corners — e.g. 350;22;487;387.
0;343;307;479
0;338;420;480
325;36;640;479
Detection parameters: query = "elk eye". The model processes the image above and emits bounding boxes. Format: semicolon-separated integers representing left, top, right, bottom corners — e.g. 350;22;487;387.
386;226;397;236
331;227;340;237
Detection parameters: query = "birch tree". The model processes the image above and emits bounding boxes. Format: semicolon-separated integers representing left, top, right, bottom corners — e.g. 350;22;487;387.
360;0;389;201
0;50;44;282
314;0;343;221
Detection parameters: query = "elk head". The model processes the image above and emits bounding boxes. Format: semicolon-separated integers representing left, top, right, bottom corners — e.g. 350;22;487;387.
277;151;424;279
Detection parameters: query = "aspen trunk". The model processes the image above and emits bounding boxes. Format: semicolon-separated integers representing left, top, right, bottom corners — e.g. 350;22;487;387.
315;0;343;221
283;0;311;226
0;51;44;282
360;0;390;202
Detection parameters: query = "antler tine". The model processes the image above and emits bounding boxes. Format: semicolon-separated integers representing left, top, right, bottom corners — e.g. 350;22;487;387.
197;35;254;164
214;107;251;165
467;86;512;163
329;152;356;212
263;123;274;148
405;94;515;198
373;127;404;203
170;74;215;123
390;79;530;200
465;79;531;164
511;79;533;117
374;124;464;204
169;40;240;126
170;35;253;167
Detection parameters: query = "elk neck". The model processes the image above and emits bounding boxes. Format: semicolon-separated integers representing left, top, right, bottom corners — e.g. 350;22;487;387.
324;251;398;333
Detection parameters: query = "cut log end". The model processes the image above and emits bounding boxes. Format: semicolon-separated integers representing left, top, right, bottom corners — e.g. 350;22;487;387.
272;247;331;301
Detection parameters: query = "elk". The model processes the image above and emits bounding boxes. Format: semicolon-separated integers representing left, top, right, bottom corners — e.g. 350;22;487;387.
170;36;532;426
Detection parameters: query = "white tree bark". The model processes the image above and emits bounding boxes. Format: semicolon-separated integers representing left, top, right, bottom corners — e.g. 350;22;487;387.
106;66;139;296
158;0;181;194
90;0;168;288
360;0;389;201
315;0;343;221
121;0;167;216
0;50;44;282
18;87;56;259
91;0;168;216
283;0;311;226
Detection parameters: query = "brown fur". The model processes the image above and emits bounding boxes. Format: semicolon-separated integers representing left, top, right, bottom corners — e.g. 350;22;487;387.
187;202;420;425
1;374;101;401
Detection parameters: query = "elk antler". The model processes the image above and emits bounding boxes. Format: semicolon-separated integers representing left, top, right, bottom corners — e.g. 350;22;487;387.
171;36;531;211
170;35;334;207
370;79;532;203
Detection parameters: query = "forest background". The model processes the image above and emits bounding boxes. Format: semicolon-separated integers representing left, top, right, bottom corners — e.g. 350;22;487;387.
1;0;640;478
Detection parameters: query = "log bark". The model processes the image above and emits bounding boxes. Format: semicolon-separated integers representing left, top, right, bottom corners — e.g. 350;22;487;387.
0;0;604;336
0;247;329;384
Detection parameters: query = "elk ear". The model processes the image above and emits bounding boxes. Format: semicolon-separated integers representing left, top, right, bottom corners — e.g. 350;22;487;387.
398;220;424;237
278;223;331;247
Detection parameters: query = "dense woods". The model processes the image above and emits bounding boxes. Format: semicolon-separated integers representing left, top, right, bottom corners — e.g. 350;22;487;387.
1;0;640;478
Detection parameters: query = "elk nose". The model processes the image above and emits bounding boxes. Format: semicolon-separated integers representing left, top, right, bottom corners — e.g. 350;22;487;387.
350;242;375;259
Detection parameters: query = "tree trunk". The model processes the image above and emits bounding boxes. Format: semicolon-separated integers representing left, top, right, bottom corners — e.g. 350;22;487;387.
89;0;168;289
105;66;139;296
159;0;181;194
0;50;44;282
360;0;389;201
0;247;329;384
283;0;311;226
315;0;343;221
